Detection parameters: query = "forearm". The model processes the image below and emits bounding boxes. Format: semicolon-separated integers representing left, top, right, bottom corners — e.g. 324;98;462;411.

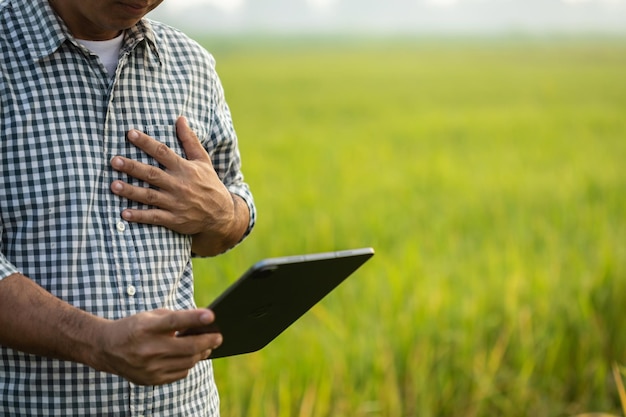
191;193;250;257
0;273;224;386
0;273;106;367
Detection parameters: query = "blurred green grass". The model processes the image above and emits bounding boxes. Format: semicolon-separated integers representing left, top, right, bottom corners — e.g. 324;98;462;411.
192;38;626;416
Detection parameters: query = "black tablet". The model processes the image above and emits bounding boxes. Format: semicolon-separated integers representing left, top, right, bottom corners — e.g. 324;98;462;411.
180;247;374;359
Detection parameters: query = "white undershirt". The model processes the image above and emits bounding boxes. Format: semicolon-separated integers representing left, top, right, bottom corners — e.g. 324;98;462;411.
78;33;124;77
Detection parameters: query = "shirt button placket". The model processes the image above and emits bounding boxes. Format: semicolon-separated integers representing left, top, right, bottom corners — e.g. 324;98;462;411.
114;219;140;311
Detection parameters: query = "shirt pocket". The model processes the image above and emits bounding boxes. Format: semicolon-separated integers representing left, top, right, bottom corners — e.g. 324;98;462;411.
140;121;213;161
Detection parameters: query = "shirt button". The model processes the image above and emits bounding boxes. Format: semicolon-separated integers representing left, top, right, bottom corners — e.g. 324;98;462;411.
116;221;126;232
127;285;136;296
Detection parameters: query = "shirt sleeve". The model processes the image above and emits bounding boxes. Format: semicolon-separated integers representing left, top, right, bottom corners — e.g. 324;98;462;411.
0;229;20;281
208;71;257;241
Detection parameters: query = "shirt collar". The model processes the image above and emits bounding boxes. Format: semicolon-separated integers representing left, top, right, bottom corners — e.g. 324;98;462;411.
13;0;161;65
122;18;162;67
12;0;66;61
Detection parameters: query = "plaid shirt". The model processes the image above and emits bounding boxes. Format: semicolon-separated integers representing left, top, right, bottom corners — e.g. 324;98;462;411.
0;0;256;415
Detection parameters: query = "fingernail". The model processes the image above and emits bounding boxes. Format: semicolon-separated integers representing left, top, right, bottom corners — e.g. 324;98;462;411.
122;210;132;220
112;181;123;192
200;310;213;323
111;157;123;169
127;130;139;141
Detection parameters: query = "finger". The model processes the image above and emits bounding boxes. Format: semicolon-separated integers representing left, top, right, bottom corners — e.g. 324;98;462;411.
119;207;202;235
111;179;171;205
169;333;222;360
110;157;172;190
136;358;197;386
127;129;182;169
119;207;175;227
201;348;213;360
153;369;193;386
155;309;216;334
176;116;211;162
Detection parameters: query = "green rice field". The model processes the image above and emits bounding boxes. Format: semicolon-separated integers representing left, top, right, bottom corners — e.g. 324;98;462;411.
191;37;626;416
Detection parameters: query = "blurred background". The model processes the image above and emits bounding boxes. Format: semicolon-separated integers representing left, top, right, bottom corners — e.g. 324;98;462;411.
151;2;626;416
151;0;626;36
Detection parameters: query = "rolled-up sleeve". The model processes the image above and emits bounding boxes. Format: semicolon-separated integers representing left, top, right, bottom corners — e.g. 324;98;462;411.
0;230;20;281
208;72;256;240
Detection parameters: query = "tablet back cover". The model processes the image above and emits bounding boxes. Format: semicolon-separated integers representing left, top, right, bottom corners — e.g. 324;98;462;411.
187;248;374;359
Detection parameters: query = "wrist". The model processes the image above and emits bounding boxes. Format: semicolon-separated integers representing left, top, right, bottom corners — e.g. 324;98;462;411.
192;193;250;256
76;316;114;373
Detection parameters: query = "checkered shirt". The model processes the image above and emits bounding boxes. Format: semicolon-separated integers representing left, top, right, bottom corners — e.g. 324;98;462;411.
0;0;256;415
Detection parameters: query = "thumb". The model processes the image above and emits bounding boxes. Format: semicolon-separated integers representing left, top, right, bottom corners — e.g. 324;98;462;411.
176;116;211;162
156;309;216;334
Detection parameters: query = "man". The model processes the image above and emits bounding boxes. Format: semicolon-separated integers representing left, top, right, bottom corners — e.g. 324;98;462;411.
0;0;256;415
